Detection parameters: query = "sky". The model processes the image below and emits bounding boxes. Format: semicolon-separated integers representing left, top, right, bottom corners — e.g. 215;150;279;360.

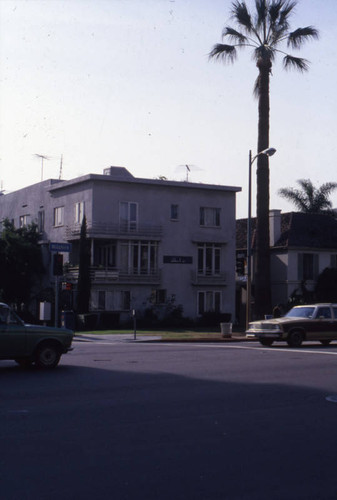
0;0;336;219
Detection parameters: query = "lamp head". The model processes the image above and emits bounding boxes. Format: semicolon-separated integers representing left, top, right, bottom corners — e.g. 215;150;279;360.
260;147;276;157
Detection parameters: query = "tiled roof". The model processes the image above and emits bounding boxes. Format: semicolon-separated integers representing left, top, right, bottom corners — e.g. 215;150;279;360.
237;212;337;250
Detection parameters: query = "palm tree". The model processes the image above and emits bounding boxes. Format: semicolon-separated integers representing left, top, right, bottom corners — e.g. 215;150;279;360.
209;0;318;318
279;179;337;215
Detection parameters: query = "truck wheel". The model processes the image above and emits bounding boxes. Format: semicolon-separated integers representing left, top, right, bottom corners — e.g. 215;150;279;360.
287;330;303;348
260;339;274;347
15;358;33;368
35;344;61;369
320;340;332;346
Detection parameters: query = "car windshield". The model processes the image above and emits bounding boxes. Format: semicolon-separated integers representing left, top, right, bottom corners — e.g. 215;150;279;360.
285;307;315;319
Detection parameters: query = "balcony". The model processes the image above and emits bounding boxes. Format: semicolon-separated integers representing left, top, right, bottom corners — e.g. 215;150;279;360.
65;266;161;285
65;221;162;240
191;271;227;285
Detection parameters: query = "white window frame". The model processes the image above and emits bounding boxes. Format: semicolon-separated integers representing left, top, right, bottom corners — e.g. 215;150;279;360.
19;215;28;228
200;207;220;227
198;244;221;276
54;207;64;227
120;201;138;231
197;291;221;315
121;241;158;275
74;202;85;224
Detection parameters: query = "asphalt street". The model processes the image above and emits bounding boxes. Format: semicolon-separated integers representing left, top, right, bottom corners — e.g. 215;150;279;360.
1;336;337;500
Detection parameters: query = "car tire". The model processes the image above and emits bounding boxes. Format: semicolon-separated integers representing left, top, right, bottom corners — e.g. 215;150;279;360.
35;343;61;369
287;330;303;348
259;339;274;347
320;340;332;346
15;358;33;368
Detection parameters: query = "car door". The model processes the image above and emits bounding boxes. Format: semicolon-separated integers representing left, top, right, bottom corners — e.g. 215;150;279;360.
0;308;27;358
315;306;336;339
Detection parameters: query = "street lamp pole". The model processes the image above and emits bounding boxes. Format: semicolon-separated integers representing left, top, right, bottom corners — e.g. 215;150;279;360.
246;147;276;330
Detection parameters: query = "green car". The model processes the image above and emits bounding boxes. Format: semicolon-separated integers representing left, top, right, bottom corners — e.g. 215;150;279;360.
0;302;74;369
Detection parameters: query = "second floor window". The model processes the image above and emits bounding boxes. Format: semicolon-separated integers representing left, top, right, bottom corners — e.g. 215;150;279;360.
54;207;64;227
19;215;28;228
120;202;138;231
121;241;158;275
38;210;45;233
298;253;319;281
170;204;179;220
74;202;85;224
200;207;220;227
198;244;221;275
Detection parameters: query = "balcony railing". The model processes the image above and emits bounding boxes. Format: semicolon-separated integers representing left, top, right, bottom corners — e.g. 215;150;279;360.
191;270;227;285
65;221;162;240
64;266;161;285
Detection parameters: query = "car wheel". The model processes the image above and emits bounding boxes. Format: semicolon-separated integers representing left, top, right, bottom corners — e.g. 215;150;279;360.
260;339;274;347
287;330;303;348
15;358;33;368
35;344;61;369
320;340;332;346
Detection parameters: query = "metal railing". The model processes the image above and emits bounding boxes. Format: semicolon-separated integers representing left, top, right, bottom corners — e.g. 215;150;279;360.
65;221;162;240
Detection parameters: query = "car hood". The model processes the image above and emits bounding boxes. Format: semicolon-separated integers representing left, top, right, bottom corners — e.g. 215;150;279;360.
250;317;308;326
24;324;74;336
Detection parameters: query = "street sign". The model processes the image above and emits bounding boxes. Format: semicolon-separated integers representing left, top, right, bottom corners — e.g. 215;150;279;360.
50;242;72;253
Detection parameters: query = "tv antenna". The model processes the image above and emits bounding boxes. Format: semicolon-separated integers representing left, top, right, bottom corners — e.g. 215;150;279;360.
177;164;201;182
59;154;63;180
34;154;50;181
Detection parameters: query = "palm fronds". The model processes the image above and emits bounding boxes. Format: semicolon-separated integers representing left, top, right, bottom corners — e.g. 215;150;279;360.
283;54;309;71
278;179;337;214
208;44;237;63
287;26;319;49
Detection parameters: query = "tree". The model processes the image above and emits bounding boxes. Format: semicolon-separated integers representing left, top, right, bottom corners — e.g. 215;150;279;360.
279;179;337;215
315;268;337;303
0;219;44;309
76;216;91;314
209;0;318;318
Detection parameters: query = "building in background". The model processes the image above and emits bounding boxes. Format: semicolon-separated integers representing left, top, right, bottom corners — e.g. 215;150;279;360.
0;167;241;325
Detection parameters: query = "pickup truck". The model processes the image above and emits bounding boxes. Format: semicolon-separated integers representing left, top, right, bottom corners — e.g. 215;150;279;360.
0;302;74;368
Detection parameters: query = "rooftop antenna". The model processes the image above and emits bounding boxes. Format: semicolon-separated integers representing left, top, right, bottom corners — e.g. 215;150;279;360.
177;164;200;182
34;154;49;181
59;154;63;180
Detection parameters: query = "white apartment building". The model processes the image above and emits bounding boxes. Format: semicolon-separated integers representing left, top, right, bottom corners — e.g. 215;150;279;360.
0;167;241;324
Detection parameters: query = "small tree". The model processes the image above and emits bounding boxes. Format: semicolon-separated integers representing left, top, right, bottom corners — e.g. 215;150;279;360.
76;216;91;313
0;219;44;309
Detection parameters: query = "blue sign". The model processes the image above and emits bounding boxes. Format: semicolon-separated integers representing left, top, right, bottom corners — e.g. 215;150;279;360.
50;242;72;253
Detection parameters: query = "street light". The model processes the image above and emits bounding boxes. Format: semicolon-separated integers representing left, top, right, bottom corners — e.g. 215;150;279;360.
246;147;276;330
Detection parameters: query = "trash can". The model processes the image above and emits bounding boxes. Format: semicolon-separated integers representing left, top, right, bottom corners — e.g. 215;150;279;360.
61;310;75;330
220;322;232;338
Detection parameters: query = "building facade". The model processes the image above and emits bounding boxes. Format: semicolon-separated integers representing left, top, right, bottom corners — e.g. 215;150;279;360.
0;167;241;324
236;210;337;323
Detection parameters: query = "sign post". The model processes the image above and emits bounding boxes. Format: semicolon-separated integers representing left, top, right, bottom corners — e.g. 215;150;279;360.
50;242;72;327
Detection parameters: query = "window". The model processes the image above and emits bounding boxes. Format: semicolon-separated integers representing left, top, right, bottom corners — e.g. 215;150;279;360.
121;241;158;275
38;210;45;233
200;207;220;227
95;243;116;268
98;291;106;310
54;207;64;227
331;255;337;268
317;307;332;319
19;215;28;228
120;202;138;231
74;202;85;224
153;289;167;304
198;291;221;315
298;253;318;280
121;291;131;310
198;244;220;275
170;204;179;220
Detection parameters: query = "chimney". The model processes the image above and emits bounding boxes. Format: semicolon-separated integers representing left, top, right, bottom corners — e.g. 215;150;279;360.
269;209;282;247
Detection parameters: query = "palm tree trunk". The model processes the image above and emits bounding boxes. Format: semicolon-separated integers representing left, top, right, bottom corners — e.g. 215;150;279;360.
254;58;272;318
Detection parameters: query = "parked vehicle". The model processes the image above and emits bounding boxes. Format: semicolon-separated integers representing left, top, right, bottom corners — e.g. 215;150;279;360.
246;303;337;347
0;302;74;368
